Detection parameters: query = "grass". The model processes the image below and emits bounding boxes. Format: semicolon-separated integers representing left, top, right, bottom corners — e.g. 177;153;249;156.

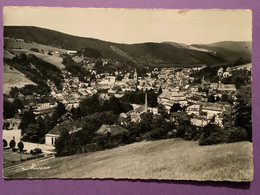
3;150;34;166
9;49;65;69
3;64;37;94
4;139;253;181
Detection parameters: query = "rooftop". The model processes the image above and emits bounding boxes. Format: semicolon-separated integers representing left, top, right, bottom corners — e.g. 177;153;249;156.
96;124;127;136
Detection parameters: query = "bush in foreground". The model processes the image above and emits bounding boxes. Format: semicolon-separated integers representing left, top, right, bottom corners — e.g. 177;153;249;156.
3;139;8;148
227;127;247;143
199;124;228;146
9;139;16;149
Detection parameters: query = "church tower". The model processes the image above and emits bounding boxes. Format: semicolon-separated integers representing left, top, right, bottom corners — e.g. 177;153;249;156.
134;68;138;83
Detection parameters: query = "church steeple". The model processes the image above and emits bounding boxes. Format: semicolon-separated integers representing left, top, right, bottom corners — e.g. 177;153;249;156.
134;68;138;82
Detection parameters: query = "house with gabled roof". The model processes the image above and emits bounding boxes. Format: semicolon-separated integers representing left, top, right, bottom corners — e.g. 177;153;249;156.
45;121;82;146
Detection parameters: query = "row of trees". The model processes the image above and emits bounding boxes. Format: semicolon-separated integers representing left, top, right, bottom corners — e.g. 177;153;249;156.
77;94;133;118
3;139;24;152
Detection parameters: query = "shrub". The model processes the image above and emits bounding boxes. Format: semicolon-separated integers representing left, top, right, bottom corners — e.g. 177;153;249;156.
184;126;198;140
87;143;102;152
175;119;192;138
3;139;8;147
9;139;16;149
227;127;247;143
166;129;177;138
30;148;42;155
199;124;228;145
18;141;24;152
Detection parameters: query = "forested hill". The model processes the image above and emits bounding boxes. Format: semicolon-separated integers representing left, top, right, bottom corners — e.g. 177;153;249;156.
4;26;251;66
191;41;252;62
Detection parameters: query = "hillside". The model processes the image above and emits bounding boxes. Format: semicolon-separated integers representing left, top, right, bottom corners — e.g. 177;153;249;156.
191;41;252;62
4;26;248;66
207;41;252;54
4;37;69;54
9;49;65;69
3;64;37;94
4;139;253;181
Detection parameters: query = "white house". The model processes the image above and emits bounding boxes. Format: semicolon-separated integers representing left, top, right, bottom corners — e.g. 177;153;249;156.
45;123;82;146
186;104;201;116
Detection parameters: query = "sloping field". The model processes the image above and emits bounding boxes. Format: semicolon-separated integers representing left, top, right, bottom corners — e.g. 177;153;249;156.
4;38;69;54
9;49;65;69
3;50;15;59
3;64;37;94
231;63;252;70
4;139;253;181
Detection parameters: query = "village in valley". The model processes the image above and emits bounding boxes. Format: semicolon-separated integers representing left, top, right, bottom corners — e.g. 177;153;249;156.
2;22;252;180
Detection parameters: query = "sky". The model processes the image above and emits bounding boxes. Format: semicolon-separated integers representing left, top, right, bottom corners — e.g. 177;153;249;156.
3;7;252;45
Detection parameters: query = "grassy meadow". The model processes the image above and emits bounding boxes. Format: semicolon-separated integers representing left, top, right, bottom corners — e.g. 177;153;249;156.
5;139;253;181
3;64;37;94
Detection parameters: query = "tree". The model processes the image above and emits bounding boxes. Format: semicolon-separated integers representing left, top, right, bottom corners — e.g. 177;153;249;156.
10;87;19;98
18;141;24;161
52;101;67;123
19;53;27;62
79;94;100;116
56;101;66;118
12;98;24;112
109;96;123;114
170;103;183;113
9;139;16;149
3;139;8;148
43;114;53;133
3;121;10;130
120;101;133;113
199;124;227;145
227;127;247;143
19;107;36;134
23;123;41;143
70;107;77;119
3;99;15;119
102;100;111;111
158;104;169;118
175;118;191;138
94;59;103;74
233;85;252;141
208;95;215;102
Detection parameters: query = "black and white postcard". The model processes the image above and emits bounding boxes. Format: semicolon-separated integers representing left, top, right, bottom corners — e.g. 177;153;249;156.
2;7;253;181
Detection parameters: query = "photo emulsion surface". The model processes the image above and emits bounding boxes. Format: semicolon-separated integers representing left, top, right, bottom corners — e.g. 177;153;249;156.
2;7;253;181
